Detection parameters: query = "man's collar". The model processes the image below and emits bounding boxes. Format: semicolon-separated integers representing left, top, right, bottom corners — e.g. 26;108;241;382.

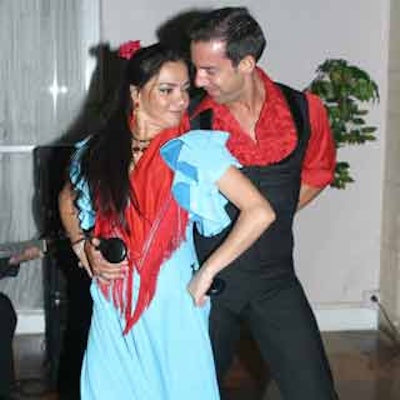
192;66;276;117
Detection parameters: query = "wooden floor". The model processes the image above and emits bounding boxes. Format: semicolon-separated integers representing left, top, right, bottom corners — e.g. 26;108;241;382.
10;330;400;399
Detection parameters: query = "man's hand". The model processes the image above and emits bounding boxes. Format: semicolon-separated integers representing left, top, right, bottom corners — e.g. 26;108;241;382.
297;184;324;211
8;246;43;265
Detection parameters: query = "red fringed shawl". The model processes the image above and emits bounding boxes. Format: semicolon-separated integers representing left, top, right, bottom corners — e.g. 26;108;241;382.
93;120;189;334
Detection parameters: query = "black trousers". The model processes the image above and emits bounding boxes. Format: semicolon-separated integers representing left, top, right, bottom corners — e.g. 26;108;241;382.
210;273;339;400
57;265;92;400
0;293;17;398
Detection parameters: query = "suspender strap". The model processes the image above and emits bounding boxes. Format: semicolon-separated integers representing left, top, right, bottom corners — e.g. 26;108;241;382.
275;83;310;141
190;108;213;130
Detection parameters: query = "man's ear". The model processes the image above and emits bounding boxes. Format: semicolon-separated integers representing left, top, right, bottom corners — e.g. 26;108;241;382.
238;55;256;75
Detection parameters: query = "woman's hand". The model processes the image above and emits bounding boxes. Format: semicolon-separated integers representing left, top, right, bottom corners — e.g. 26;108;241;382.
187;267;214;307
84;238;128;283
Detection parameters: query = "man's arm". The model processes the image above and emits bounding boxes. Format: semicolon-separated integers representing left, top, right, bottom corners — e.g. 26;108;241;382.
298;92;336;210
297;184;324;211
58;182;86;245
8;246;43;265
58;182;92;276
58;182;127;281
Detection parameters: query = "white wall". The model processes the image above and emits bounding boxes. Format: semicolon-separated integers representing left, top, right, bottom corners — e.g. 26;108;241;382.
1;0;101;334
100;0;390;329
380;0;400;328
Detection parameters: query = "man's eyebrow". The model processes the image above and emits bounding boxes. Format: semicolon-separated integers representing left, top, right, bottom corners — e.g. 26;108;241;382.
197;66;217;72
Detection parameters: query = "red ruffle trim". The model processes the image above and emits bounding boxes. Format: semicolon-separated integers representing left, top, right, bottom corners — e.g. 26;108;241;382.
195;69;298;166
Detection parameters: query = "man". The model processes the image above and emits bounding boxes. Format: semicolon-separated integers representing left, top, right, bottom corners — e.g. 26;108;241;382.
188;7;338;400
0;246;43;398
0;292;17;398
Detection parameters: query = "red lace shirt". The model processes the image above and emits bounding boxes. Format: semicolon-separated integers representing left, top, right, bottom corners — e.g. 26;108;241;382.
194;68;336;188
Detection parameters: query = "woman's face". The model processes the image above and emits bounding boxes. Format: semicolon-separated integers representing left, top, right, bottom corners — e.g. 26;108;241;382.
133;60;190;133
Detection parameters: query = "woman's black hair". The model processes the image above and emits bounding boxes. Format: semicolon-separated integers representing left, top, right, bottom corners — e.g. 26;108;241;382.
76;43;187;225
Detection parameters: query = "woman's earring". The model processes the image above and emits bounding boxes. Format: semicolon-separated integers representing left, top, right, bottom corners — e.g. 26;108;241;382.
129;100;139;131
133;100;140;120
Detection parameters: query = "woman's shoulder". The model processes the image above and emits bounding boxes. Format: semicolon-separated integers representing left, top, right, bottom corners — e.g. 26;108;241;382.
160;130;239;236
161;129;238;171
178;129;230;145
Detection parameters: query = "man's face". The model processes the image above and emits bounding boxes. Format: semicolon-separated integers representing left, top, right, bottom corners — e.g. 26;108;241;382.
191;40;245;104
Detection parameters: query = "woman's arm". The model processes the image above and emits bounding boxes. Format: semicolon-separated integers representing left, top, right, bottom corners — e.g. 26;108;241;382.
188;166;275;306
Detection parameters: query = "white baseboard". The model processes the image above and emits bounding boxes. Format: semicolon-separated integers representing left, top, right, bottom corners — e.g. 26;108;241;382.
15;305;378;335
15;309;45;335
314;306;378;331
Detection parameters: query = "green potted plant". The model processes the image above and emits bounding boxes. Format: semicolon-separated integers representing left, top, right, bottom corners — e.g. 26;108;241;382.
308;59;380;189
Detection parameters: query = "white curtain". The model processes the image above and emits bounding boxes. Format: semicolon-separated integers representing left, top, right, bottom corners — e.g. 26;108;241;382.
0;0;100;310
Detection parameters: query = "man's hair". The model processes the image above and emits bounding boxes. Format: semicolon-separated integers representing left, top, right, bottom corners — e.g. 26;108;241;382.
190;7;266;65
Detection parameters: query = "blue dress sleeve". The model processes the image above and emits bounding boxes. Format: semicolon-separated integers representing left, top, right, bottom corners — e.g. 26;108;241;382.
160;130;241;237
69;139;95;230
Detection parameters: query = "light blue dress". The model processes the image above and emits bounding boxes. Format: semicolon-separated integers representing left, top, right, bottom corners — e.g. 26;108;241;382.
71;130;240;400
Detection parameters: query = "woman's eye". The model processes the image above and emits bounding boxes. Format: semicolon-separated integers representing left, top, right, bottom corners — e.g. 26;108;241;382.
159;87;172;94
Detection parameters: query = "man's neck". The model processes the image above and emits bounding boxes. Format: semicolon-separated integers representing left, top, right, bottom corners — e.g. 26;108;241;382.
229;71;264;109
225;71;266;139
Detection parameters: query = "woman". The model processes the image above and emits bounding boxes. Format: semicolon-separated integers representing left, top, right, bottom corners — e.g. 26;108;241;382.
59;41;275;399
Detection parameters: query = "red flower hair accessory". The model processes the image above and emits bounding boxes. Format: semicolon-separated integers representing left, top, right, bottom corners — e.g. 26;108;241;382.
118;40;141;60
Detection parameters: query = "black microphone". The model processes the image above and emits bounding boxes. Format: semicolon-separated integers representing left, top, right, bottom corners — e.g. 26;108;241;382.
206;277;226;296
96;237;127;264
190;264;225;296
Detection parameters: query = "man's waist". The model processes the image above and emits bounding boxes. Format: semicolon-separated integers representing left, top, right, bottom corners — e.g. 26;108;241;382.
212;266;296;312
218;256;294;274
